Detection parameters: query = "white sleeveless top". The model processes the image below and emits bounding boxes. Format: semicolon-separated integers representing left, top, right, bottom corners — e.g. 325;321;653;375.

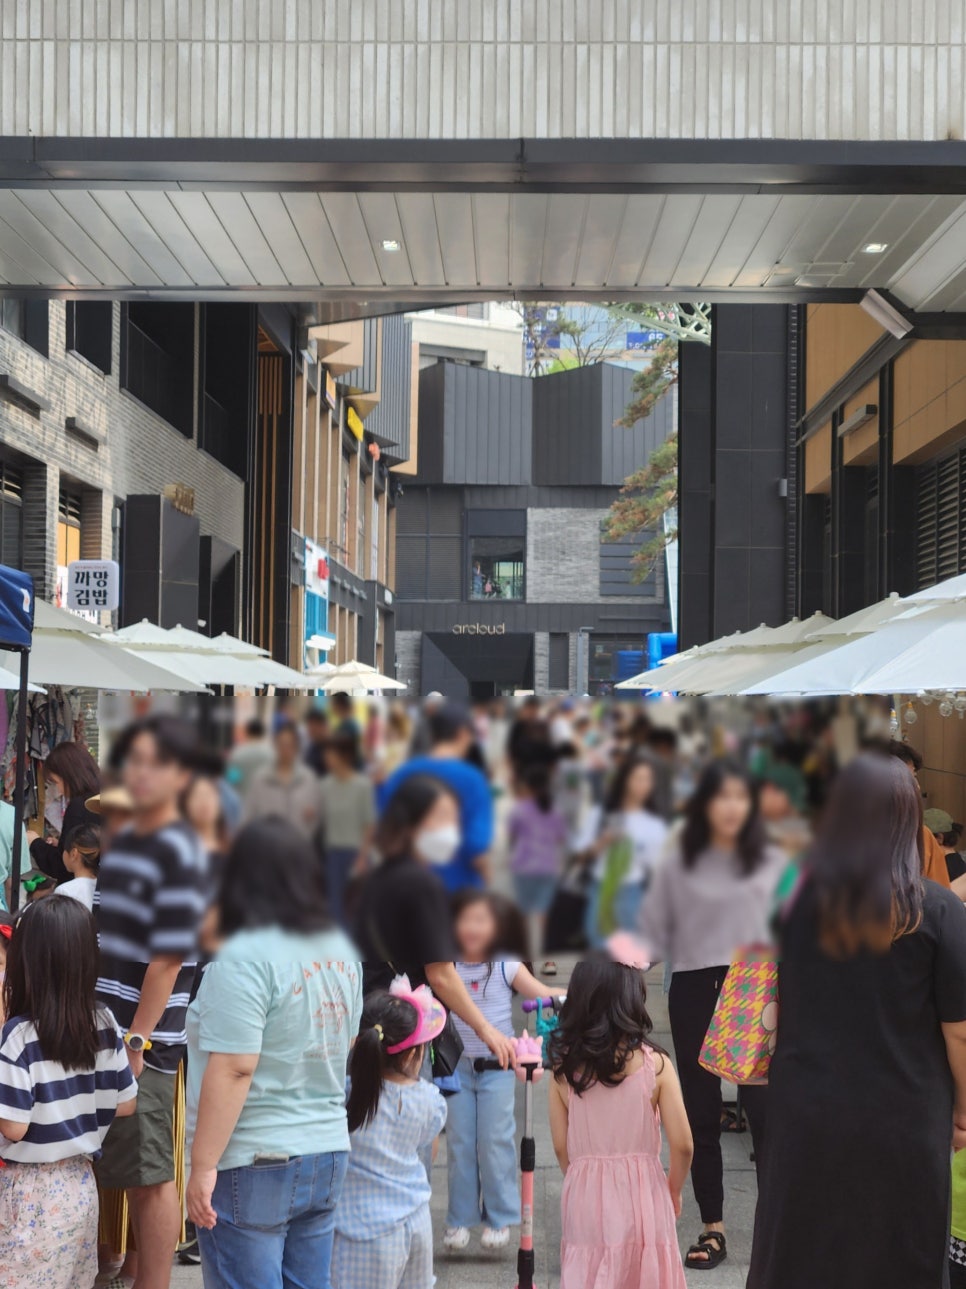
453;959;521;1059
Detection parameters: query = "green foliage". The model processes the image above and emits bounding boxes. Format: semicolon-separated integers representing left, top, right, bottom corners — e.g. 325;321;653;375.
602;430;679;582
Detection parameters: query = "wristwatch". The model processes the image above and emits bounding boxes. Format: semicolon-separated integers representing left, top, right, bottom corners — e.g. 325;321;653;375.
124;1032;152;1053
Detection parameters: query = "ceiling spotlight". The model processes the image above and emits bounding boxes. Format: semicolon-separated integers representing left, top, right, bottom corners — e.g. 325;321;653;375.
381;239;401;252
862;242;889;254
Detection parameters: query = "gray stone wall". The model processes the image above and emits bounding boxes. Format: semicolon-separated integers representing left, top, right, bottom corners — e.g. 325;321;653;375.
1;3;958;143
0;303;245;598
527;507;663;607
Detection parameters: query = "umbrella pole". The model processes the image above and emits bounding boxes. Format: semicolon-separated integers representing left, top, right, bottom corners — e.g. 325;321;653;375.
9;648;29;913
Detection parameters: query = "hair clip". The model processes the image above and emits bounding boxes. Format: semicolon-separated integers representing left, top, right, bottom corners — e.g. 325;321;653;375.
373;1023;384;1042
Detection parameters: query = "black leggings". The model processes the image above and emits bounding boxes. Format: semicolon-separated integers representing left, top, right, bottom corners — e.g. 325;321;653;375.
668;966;768;1226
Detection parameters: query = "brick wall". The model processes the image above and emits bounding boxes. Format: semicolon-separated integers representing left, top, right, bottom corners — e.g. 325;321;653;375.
0;303;245;599
527;507;662;607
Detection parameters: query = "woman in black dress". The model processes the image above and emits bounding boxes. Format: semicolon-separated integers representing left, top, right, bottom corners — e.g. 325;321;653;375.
748;754;966;1289
26;740;100;884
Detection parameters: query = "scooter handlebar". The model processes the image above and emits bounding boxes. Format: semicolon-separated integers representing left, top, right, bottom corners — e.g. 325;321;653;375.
521;996;564;1013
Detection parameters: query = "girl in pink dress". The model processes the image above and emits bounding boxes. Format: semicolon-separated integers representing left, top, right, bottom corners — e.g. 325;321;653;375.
548;951;693;1289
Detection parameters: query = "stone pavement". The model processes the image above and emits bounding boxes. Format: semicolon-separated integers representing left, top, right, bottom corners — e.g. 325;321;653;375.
170;959;757;1289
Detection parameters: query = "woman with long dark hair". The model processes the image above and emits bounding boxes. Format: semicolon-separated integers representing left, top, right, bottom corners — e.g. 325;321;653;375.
27;740;101;883
640;759;786;1271
184;817;362;1289
748;754;966;1289
0;897;137;1287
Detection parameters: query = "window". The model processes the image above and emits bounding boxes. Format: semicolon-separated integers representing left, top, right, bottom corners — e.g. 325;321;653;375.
916;447;966;589
467;509;526;601
121;303;194;436
0;299;48;357
0;462;24;568
57;489;82;568
339;454;351;562
396;488;464;601
66;301;112;373
469;536;525;600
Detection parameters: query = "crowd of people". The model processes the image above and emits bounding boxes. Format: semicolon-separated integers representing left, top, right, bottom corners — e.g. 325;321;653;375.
0;692;965;1288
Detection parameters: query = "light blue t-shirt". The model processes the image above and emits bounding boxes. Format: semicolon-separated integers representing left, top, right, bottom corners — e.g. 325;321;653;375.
186;925;363;1171
0;800;29;912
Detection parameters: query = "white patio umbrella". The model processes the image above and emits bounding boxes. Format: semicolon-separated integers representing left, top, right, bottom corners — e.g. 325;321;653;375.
739;604;962;696
852;608;966;695
321;661;407;693
901;572;966;605
0;632;208;692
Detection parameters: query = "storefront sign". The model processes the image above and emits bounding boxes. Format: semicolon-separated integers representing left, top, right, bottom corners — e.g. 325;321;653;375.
346;406;364;441
66;559;119;612
304;539;330;600
163;482;195;515
325;371;337;410
452;624;506;635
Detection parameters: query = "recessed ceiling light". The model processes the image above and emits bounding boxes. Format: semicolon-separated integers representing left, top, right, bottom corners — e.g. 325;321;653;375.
863;242;889;254
381;239;400;252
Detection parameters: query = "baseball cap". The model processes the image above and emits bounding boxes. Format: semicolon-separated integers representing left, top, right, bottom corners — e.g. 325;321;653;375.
924;808;955;835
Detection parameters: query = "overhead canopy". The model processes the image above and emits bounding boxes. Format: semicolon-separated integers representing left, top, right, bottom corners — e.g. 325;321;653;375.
129;649;313;691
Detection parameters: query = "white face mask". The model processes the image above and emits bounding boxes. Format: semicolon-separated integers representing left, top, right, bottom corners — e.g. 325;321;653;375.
415;823;462;867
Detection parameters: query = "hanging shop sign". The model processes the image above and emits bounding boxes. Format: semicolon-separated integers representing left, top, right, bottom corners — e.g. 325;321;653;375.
452;624;506;636
325;371;337;410
346;406;364;441
305;539;330;600
163;482;196;515
66;559;120;613
0;564;33;649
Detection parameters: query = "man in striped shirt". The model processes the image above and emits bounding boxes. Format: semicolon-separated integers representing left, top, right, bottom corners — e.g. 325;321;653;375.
95;715;208;1289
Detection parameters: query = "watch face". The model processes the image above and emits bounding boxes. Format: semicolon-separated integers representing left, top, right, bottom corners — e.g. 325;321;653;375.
127;1035;144;1052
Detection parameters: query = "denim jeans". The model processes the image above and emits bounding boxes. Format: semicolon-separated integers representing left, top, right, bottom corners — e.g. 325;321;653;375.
324;847;356;930
198;1151;348;1289
445;1052;518;1230
584;878;646;949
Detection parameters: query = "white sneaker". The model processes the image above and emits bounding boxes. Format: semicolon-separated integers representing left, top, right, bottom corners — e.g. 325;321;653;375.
443;1226;471;1250
481;1226;511;1250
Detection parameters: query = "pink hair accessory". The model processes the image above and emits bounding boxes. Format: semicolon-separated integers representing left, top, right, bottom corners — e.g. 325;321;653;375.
386;974;448;1055
606;932;651;972
512;1031;544;1083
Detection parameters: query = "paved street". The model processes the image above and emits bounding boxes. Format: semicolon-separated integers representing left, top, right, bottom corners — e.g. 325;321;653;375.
171;961;757;1289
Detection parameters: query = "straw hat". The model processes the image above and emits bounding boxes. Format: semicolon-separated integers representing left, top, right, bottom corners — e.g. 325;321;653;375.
86;785;135;815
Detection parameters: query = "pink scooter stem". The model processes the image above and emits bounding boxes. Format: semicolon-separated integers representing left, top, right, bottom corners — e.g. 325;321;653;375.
474;1034;543;1289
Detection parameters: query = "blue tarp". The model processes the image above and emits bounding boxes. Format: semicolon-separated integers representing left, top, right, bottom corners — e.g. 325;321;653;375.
0;565;33;650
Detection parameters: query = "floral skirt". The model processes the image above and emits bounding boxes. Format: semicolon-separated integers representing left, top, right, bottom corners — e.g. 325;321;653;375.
0;1155;99;1289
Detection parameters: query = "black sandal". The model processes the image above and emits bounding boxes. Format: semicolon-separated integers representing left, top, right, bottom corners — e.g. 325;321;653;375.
685;1231;727;1270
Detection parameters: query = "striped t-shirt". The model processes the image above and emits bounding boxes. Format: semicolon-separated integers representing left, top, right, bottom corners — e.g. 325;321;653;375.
453;960;521;1059
95;821;208;1075
0;1008;137;1163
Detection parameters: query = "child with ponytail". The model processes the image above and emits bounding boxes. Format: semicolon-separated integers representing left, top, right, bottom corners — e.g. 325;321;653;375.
332;980;448;1289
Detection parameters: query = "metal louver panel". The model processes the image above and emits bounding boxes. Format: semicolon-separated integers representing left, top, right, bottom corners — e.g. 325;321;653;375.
937;455;961;581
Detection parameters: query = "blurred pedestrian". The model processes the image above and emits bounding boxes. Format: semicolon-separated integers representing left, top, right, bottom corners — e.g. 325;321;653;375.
748;754;966;1289
225;718;273;798
577;753;668;948
356;775;514;1069
0;794;29;911
304;706;330;777
924;807;966;883
641;760;784;1271
508;762;569;962
332;986;447;1289
378;704;494;893
94;715;208;1289
26;741;100;884
881;739;952;888
185;818;361;1289
319;729;377;929
243;720;325;843
0;897;138;1289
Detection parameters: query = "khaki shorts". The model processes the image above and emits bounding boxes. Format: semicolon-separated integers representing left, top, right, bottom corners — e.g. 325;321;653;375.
95;1064;177;1191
